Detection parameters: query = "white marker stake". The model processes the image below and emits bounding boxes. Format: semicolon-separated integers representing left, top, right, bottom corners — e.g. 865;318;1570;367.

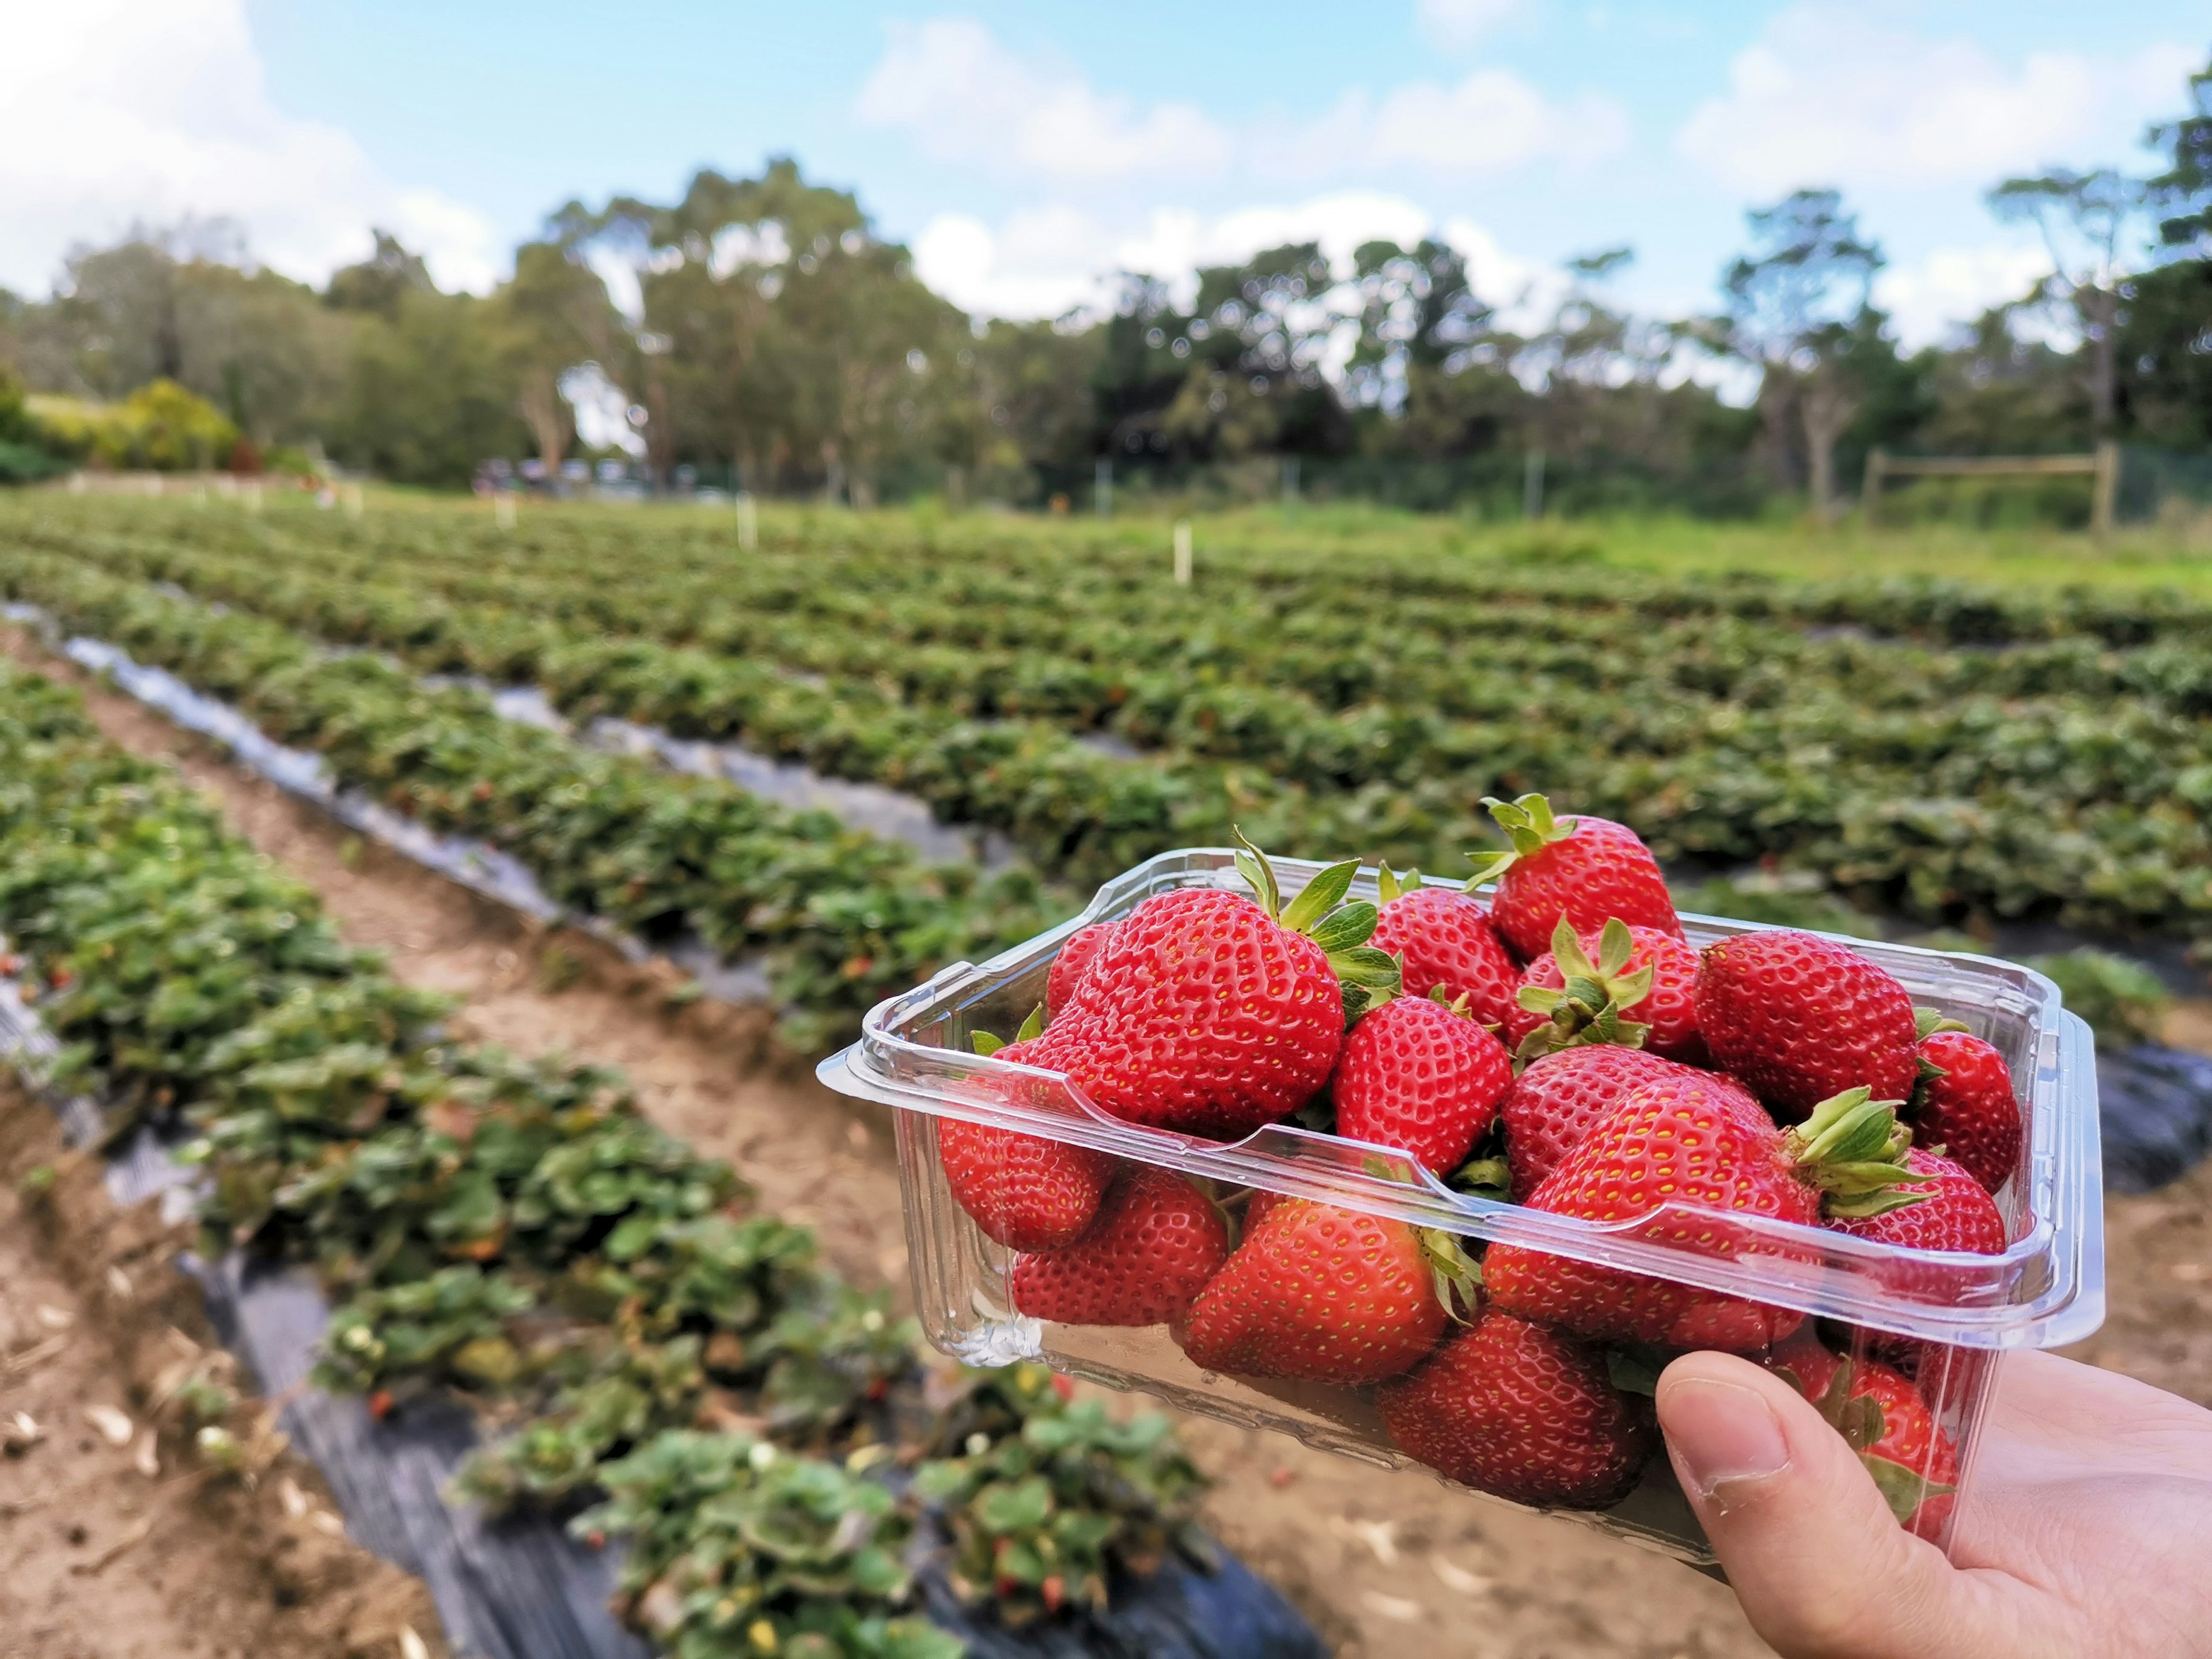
495;493;517;531
344;483;365;520
1172;520;1192;586
737;492;759;552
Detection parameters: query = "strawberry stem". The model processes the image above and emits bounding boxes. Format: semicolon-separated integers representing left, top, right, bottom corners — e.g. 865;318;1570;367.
1784;1088;1933;1219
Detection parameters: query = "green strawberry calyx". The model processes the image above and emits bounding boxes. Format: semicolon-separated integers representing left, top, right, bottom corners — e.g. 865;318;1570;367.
1375;862;1425;903
1510;915;1655;1066
970;1003;1046;1056
1782;1087;1934;1219
1912;1007;1971;1085
1230;828;1403;1021
1784;1353;1956;1527
1462;792;1577;890
1417;1229;1483;1322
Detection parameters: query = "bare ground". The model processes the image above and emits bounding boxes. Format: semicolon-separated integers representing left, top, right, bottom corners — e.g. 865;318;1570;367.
14;628;2211;1657
0;1088;446;1659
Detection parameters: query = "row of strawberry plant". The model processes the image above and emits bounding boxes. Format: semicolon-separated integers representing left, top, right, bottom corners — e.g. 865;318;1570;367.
18;513;2212;943
0;655;1210;1657
39;504;2212;730
35;491;2212;654
0;548;1056;1051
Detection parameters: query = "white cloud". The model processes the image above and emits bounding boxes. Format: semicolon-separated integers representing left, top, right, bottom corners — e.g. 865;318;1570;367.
1874;241;2053;349
908;191;1560;331
1677;6;2196;198
859;17;1624;188
856;18;1232;184
0;0;501;297
1416;0;1521;52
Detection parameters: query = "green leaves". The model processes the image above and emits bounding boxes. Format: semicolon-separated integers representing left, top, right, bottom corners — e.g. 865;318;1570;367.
1510;915;1654;1066
1464;792;1576;887
911;1365;1209;1627
1787;1087;1933;1219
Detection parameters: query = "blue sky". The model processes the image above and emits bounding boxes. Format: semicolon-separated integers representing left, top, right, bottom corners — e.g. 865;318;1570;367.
6;1;2206;346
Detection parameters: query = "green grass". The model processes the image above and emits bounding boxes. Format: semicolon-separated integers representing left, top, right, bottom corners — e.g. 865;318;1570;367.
282;485;2212;596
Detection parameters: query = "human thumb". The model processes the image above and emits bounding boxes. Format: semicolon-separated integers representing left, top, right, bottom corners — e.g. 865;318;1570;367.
1655;1350;1987;1659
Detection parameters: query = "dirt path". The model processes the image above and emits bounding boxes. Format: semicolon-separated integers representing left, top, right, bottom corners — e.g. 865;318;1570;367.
5;632;1773;1658
0;1088;444;1659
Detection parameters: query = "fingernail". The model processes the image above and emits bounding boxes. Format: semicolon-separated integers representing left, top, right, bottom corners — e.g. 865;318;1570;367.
1660;1377;1791;1510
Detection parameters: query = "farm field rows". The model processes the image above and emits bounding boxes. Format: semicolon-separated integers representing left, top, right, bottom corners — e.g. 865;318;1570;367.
8;494;2212;977
0;650;1239;1659
0;619;1783;1659
5;494;2212;1659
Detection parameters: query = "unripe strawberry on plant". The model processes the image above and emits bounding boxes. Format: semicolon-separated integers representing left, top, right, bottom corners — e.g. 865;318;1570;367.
1368;869;1521;1028
1498;1044;1719;1196
1911;1024;2022;1195
1177;1197;1476;1386
1762;1331;1960;1539
1044;920;1118;1018
1330;991;1513;1177
1379;1310;1652;1509
1030;835;1400;1139
1010;1165;1230;1327
1483;1079;1931;1351
941;1027;1113;1251
1695;929;1920;1119
1506;918;1707;1065
1464;794;1681;961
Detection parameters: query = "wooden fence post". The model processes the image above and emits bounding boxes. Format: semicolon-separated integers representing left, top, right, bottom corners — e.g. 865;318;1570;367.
1861;449;1889;527
2091;441;2119;540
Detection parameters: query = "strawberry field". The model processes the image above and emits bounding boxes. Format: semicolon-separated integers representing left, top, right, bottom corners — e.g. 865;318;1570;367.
3;489;2212;1658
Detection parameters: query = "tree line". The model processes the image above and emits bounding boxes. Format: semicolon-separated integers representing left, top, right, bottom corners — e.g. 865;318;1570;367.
2;58;2207;519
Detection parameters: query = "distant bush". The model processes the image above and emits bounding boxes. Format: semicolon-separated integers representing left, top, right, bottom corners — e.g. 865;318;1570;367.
30;379;240;472
2027;949;2173;1050
1678;872;1885;938
0;370;71;485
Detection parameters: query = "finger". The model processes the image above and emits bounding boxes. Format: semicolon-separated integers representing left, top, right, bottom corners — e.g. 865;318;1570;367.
1655;1351;2008;1659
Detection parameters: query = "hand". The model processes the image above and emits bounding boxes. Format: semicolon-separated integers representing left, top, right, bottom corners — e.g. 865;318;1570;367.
1656;1348;2212;1658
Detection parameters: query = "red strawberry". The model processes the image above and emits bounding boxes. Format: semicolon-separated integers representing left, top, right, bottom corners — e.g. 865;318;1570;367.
1483;1080;1927;1351
940;1039;1113;1251
1912;1028;2021;1195
1825;1146;2006;1363
1044;921;1119;1017
1695;930;1919;1120
1763;1332;1959;1539
1826;1146;2004;1256
1499;1045;1714;1196
1032;840;1397;1139
1380;1311;1651;1508
1369;873;1521;1028
1508;920;1706;1065
1177;1198;1469;1385
1465;794;1680;961
1330;993;1513;1176
1010;1166;1230;1326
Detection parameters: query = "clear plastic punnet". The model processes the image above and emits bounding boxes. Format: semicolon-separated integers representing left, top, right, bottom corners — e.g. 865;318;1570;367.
819;849;2105;1567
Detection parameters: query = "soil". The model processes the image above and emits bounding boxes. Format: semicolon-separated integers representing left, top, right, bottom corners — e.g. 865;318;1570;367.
13;626;2212;1658
0;1088;445;1659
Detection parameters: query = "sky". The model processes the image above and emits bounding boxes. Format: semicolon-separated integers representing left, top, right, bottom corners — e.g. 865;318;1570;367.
2;0;2204;349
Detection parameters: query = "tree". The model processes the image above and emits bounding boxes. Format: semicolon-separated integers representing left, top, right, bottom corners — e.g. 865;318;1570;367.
1722;190;1886;522
2146;55;2212;257
1987;169;2149;435
1344;238;1492;416
493;241;619;479
325;232;436;321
